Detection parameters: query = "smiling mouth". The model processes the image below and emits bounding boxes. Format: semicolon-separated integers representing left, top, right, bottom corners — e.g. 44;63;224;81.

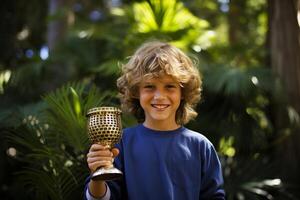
151;104;169;109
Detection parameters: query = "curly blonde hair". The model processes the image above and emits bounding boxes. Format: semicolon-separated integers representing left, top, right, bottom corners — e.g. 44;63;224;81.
117;41;202;125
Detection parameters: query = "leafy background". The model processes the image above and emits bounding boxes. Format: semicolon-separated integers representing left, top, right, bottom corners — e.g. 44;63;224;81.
0;0;300;199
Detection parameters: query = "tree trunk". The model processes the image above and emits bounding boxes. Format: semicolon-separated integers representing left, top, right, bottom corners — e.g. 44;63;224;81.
48;0;68;51
228;0;246;45
268;0;300;184
45;0;74;91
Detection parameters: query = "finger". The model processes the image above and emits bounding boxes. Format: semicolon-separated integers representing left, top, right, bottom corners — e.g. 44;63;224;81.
87;156;113;164
87;150;113;158
89;144;107;151
111;148;119;158
89;161;112;172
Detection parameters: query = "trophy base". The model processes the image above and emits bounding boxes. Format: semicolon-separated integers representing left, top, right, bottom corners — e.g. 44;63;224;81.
91;167;123;181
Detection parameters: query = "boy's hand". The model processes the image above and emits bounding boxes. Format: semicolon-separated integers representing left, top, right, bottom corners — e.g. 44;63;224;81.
87;144;119;173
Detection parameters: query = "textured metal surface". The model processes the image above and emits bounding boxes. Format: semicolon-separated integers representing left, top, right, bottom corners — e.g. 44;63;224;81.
86;107;122;147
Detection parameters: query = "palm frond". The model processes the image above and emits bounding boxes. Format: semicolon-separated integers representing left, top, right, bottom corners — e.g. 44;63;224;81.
203;65;275;98
42;82;111;152
6;82;109;200
16;168;63;200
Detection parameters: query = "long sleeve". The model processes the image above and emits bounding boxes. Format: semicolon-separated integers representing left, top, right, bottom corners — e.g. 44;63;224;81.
106;141;127;200
84;181;111;200
200;142;225;200
84;124;226;200
83;141;125;200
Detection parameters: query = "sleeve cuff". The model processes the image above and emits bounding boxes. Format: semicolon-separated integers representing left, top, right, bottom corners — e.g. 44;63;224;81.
86;183;111;200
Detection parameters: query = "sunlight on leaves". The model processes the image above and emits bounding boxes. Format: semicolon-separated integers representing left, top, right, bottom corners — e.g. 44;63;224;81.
132;0;213;49
246;107;269;129
287;106;300;125
257;13;267;44
111;7;125;16
70;87;81;118
247;0;266;10
242;178;283;200
219;136;236;157
0;70;11;94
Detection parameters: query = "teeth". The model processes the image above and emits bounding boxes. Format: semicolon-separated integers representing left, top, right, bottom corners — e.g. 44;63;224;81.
152;104;168;109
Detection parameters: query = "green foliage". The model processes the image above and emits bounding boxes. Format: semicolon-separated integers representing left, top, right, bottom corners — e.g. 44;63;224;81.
43;83;111;152
222;155;298;200
127;0;213;49
4;82;117;199
1;0;299;199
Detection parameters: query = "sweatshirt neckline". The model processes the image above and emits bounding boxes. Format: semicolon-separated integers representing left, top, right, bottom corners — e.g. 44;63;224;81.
138;123;185;136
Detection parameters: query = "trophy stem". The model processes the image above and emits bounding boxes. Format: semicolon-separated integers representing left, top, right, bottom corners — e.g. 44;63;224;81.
91;166;123;181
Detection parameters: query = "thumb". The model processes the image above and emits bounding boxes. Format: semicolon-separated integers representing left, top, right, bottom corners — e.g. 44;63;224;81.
111;148;119;158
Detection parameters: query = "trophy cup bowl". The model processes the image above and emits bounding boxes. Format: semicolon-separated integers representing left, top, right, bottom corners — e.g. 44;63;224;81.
86;106;123;181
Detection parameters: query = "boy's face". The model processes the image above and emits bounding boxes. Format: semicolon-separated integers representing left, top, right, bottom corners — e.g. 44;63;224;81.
138;74;182;130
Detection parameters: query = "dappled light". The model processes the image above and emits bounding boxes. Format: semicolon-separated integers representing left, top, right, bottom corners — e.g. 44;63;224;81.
0;0;300;199
0;70;11;94
6;147;17;158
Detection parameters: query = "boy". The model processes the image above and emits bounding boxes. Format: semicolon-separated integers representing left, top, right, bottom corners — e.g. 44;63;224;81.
85;41;225;200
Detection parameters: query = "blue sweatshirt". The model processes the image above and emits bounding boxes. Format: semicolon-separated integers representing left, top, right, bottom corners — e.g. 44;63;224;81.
85;124;225;200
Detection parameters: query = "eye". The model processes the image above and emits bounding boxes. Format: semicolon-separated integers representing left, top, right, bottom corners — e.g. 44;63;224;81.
166;84;177;89
144;85;154;89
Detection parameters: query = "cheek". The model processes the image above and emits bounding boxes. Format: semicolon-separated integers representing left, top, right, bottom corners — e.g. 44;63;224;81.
139;92;150;105
173;91;182;100
139;92;146;100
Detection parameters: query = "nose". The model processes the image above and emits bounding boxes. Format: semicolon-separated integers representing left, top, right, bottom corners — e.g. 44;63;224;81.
154;90;166;100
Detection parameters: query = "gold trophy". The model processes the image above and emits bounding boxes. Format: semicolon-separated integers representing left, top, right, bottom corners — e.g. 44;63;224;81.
86;106;123;181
